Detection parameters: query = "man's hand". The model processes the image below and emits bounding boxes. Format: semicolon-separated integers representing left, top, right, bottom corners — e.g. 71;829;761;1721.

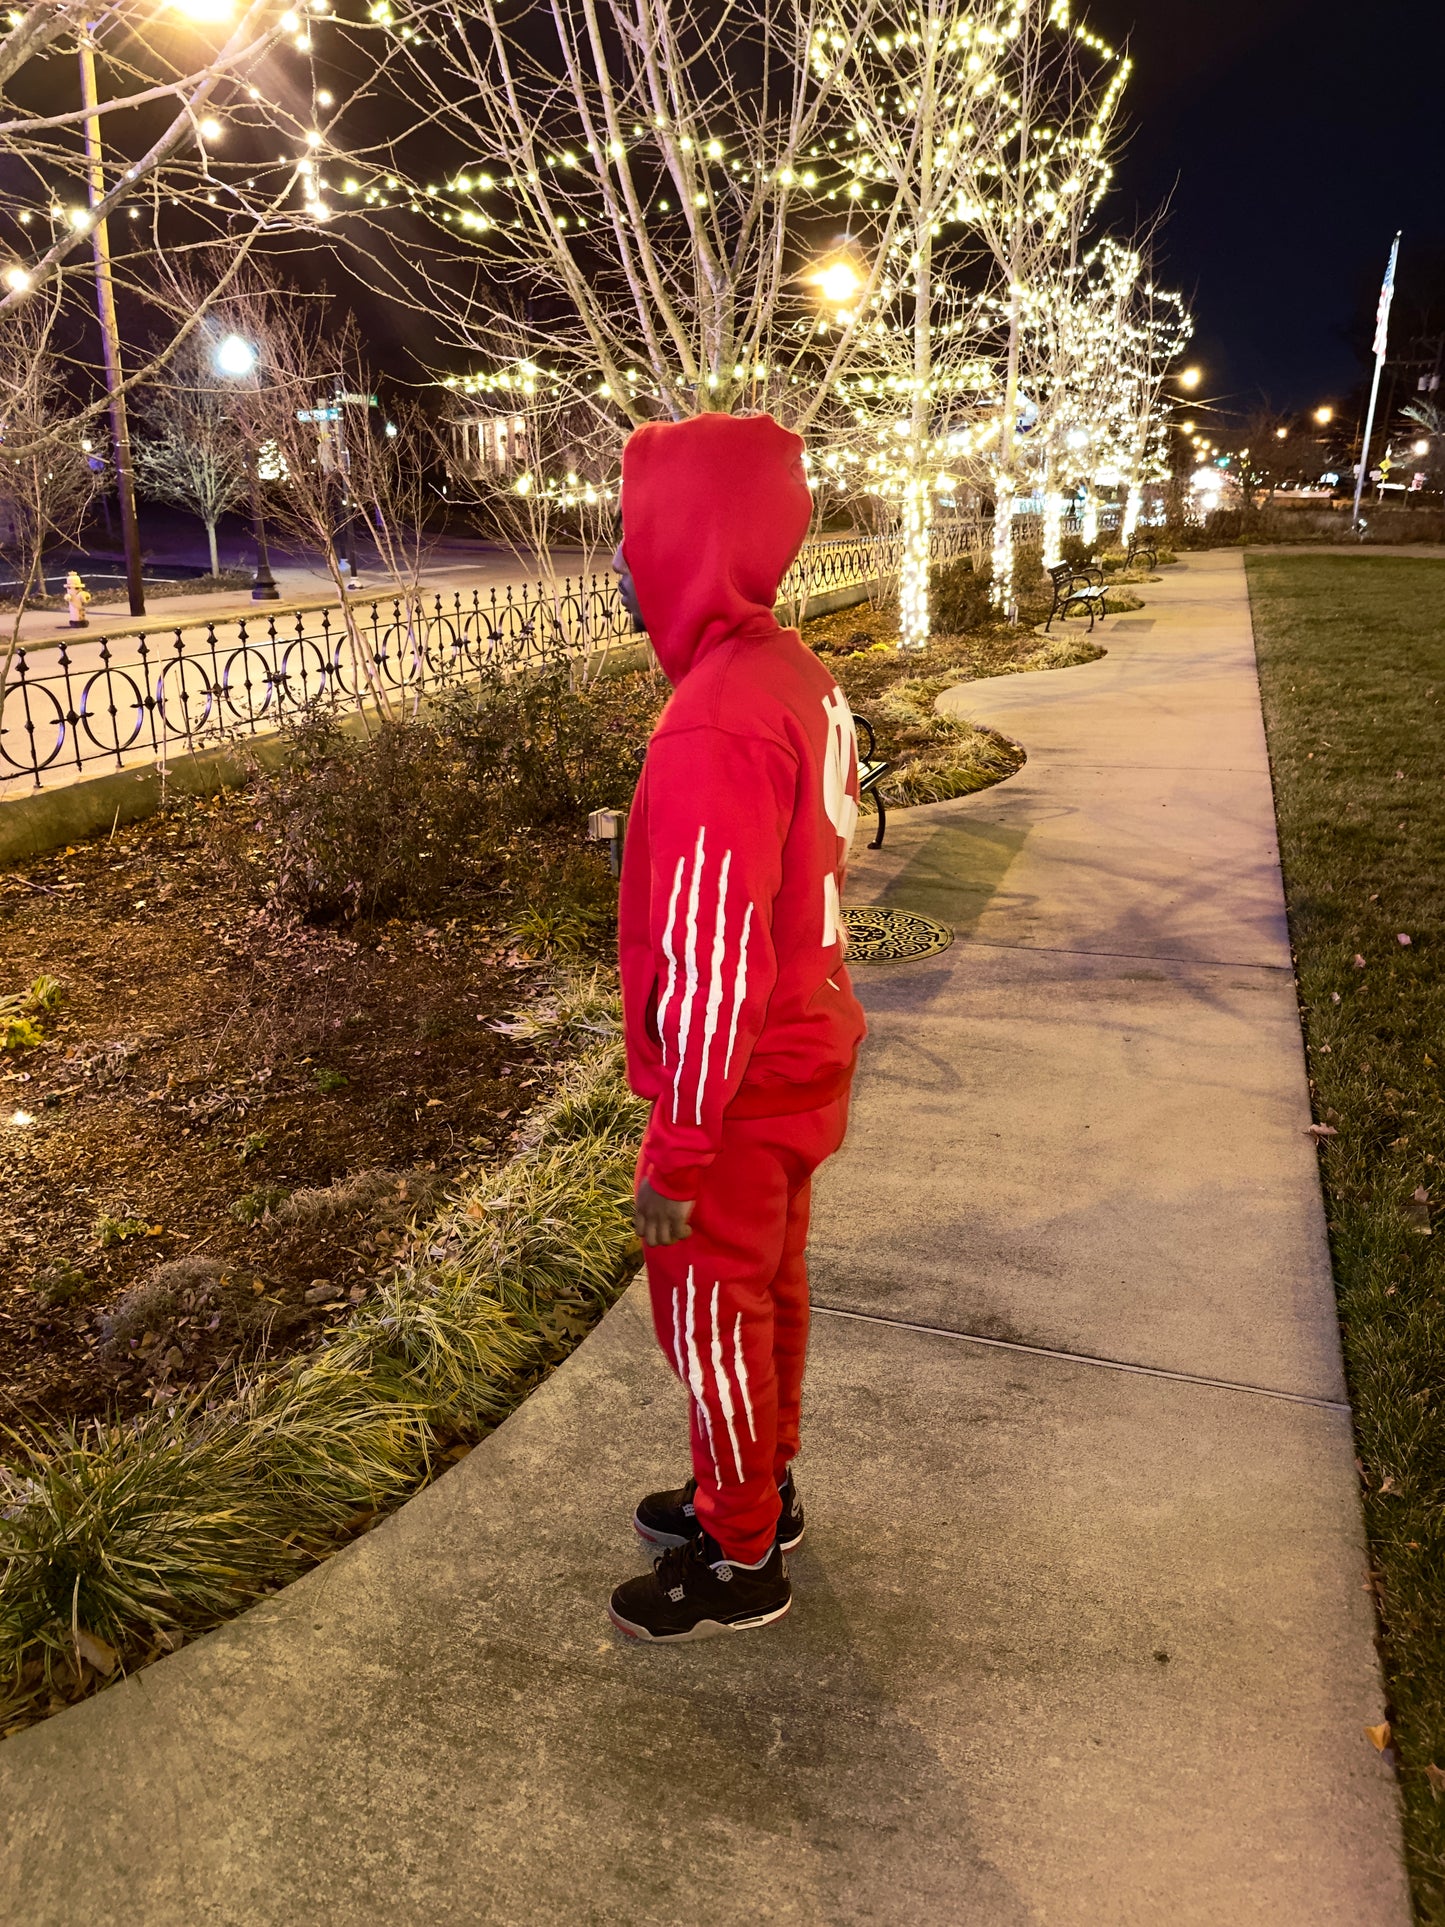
634;1178;694;1248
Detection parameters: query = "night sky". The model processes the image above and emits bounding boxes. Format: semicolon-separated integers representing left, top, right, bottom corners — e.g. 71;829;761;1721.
1086;0;1444;418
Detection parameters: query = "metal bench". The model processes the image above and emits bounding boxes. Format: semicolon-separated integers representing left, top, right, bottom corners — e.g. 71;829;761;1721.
1045;561;1107;632
854;711;893;850
1126;539;1158;571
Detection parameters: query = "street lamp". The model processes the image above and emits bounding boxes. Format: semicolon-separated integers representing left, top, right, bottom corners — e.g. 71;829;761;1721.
214;333;281;600
1314;406;1334;426
1176;365;1202;391
810;260;863;306
72;2;242;617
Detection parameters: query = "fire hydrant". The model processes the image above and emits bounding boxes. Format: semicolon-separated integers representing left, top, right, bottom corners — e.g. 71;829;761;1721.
65;571;91;629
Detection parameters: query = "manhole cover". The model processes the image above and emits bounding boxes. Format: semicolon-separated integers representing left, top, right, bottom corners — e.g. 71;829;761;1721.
842;906;954;964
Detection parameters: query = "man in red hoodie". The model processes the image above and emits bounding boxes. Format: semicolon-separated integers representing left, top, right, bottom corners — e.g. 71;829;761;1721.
606;412;867;1643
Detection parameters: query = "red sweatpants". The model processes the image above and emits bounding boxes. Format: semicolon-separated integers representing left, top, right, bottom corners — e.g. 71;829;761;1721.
640;1094;850;1565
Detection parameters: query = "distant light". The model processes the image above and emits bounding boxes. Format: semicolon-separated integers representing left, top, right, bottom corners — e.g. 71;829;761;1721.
3;265;31;292
215;332;258;377
384;421;398;438
1177;365;1202;391
1314;405;1334;426
67;207;90;231
199;116;222;141
1413;439;1430;457
810;260;863;305
316;88;333;106
1180;419;1195;432
1275;427;1288;440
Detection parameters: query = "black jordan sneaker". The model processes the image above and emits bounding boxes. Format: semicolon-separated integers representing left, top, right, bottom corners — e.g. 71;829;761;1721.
633;1469;805;1553
608;1533;792;1643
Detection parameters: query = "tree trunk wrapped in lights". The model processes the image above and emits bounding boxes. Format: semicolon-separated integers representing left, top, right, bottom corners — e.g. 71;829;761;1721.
1041;480;1066;570
810;0;1016;649
1080;480;1098;546
944;0;1129;611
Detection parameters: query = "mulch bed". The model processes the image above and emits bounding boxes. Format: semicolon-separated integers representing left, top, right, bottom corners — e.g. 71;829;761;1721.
0;795;555;1433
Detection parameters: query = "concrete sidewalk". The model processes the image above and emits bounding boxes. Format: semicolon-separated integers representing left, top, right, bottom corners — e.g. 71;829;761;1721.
0;552;1408;1924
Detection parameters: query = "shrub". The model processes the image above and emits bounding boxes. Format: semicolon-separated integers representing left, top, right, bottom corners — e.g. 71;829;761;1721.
218;655;661;927
0;975;64;1052
929;557;994;634
1013;539;1046;590
0;977;645;1728
230;1185;289;1226
877;727;1024;807
222;709;472;924
277;1167;441;1229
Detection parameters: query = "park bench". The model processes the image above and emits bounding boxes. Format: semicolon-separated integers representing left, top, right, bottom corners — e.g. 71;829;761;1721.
1126;538;1159;571
854;711;893;850
1045;561;1107;633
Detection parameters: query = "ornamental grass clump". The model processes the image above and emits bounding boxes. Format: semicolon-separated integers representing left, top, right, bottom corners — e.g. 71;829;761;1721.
0;975;643;1733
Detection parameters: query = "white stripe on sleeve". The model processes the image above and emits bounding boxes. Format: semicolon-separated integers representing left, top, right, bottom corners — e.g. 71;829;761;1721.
670;828;706;1123
654;855;686;1065
694;850;731;1126
721;902;754;1081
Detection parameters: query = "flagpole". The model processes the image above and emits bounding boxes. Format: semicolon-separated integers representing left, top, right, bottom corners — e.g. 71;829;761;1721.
1353;231;1402;531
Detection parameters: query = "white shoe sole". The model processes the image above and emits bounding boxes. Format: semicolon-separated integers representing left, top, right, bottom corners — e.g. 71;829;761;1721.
607;1596;793;1643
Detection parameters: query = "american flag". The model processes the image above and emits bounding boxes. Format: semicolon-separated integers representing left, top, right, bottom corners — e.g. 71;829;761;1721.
1373;233;1401;360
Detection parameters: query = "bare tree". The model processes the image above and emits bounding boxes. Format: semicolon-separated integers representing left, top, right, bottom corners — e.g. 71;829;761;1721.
206;279;432;722
0;0;401;463
437;311;622;597
812;0;1020;646
134;333;251;575
344;0;898;455
0;295;98;705
1113;262;1192;544
943;0;1129;607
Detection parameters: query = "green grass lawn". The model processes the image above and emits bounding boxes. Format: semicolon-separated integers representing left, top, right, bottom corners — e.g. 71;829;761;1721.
1247;554;1445;1918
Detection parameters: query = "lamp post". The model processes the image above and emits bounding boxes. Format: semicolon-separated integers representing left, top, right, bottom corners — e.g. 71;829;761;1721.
214;332;280;600
78;24;146;616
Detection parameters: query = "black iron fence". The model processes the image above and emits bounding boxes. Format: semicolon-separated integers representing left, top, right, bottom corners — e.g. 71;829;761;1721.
0;511;1081;795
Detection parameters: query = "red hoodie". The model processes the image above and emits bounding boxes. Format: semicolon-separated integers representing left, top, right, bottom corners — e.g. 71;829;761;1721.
618;412;867;1203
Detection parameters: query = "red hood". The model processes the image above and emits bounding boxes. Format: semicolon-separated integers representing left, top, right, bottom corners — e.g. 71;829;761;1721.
620;413;813;685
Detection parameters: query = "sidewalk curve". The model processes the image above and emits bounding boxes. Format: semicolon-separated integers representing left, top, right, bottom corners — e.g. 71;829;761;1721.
0;552;1408;1925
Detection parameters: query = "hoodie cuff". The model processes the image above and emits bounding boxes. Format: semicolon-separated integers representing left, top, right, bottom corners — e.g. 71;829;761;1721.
644;1162;705;1204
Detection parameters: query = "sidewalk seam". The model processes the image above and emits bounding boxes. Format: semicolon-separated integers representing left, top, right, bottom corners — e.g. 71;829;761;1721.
811;1303;1351;1412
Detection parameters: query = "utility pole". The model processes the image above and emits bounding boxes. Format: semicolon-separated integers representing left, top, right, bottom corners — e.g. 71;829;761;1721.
78;24;146;616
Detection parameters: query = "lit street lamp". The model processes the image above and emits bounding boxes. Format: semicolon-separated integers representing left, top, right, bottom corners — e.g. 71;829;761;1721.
1176;365;1202;391
72;1;245;616
810;259;864;307
214;332;281;601
1314;405;1334;426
